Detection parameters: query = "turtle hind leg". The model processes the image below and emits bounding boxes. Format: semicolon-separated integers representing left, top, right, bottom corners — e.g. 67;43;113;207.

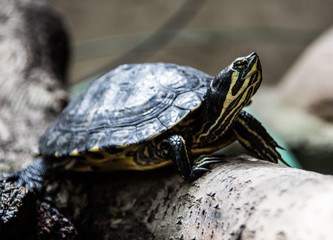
1;156;54;191
232;110;290;166
158;135;224;181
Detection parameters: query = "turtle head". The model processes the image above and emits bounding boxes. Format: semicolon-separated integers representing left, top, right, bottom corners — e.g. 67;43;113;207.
200;53;262;141
210;52;261;106
206;52;262;113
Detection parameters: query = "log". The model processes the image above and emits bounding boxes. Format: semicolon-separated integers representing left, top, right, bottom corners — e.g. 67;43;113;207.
44;157;333;240
1;0;333;239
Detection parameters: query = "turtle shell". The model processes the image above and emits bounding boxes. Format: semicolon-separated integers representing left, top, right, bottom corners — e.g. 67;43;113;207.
39;63;212;156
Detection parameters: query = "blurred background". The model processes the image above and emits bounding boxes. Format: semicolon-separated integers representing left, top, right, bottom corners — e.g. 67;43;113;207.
47;0;333;172
47;0;332;85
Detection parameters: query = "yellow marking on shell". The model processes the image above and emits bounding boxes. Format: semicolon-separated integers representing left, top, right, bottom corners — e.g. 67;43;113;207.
54;152;62;158
64;144;173;172
70;148;80;156
89;143;101;152
105;159;173;171
72;159;173;172
65;144;173;171
88;133;107;153
143;146;150;159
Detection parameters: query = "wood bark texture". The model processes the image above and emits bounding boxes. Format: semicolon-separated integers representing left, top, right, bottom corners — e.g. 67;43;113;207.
1;0;333;240
44;158;333;240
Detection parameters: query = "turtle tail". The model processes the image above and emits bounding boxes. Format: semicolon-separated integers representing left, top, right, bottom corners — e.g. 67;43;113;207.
1;157;54;191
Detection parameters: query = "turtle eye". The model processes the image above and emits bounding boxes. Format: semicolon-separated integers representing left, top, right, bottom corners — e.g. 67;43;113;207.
233;59;248;70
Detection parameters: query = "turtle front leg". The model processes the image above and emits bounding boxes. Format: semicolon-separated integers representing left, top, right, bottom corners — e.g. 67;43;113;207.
1;156;55;191
232;110;289;166
159;135;224;181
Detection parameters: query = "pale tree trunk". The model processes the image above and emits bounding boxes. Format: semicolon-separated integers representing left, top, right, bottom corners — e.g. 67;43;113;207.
44;156;333;240
1;0;333;240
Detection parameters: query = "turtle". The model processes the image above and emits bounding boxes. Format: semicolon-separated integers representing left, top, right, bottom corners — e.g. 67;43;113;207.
2;52;288;190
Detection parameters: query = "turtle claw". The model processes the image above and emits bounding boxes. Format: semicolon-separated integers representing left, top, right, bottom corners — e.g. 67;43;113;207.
188;155;225;181
192;155;224;168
